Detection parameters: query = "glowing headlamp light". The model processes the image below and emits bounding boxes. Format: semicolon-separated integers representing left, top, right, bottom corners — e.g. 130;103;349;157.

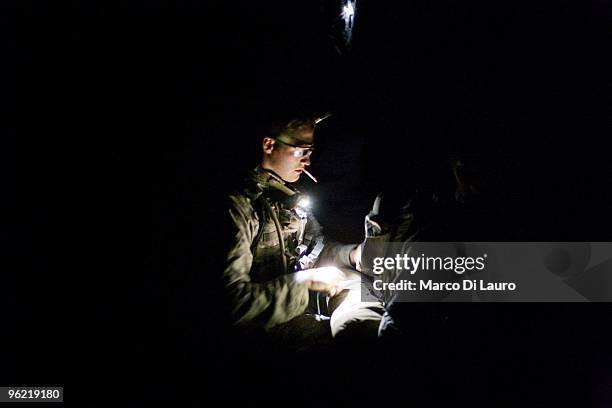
297;196;312;210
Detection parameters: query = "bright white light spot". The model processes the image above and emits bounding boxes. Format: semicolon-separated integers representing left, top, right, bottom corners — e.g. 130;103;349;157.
297;197;311;209
342;1;355;26
341;0;356;45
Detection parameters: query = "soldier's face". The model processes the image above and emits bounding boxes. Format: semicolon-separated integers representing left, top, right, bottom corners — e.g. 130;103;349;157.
262;131;314;182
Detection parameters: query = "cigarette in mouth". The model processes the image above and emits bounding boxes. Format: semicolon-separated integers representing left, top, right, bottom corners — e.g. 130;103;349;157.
303;169;318;183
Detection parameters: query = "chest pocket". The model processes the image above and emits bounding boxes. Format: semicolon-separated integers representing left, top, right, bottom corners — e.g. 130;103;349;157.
257;207;301;249
250;203;306;281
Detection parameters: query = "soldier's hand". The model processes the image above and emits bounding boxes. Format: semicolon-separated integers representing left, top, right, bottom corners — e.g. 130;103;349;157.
294;266;346;297
302;280;342;297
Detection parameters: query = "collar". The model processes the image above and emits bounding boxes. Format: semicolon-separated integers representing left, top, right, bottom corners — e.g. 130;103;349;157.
245;166;299;200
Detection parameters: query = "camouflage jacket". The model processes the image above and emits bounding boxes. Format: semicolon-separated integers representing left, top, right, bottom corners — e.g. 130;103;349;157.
222;166;355;330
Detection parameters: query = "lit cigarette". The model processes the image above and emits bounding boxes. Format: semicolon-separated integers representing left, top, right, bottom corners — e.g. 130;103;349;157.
314;112;332;124
303;169;318;183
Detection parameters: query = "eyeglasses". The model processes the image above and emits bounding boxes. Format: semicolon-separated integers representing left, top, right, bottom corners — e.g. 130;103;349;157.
274;138;315;158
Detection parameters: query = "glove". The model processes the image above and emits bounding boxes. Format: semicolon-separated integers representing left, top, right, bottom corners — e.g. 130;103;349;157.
365;193;389;237
355;193;392;273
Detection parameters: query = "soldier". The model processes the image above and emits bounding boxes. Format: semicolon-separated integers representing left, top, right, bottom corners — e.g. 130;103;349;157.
220;114;374;344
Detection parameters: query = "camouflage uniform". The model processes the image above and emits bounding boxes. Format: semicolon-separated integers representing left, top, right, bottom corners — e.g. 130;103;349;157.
222;166;355;331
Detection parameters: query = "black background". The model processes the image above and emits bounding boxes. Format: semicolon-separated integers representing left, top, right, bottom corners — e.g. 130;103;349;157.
6;0;612;405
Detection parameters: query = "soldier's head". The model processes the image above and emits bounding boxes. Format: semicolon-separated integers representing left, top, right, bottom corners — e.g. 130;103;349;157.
261;118;316;182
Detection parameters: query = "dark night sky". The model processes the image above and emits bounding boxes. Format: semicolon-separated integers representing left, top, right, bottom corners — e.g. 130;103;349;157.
6;0;612;402
149;0;612;242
